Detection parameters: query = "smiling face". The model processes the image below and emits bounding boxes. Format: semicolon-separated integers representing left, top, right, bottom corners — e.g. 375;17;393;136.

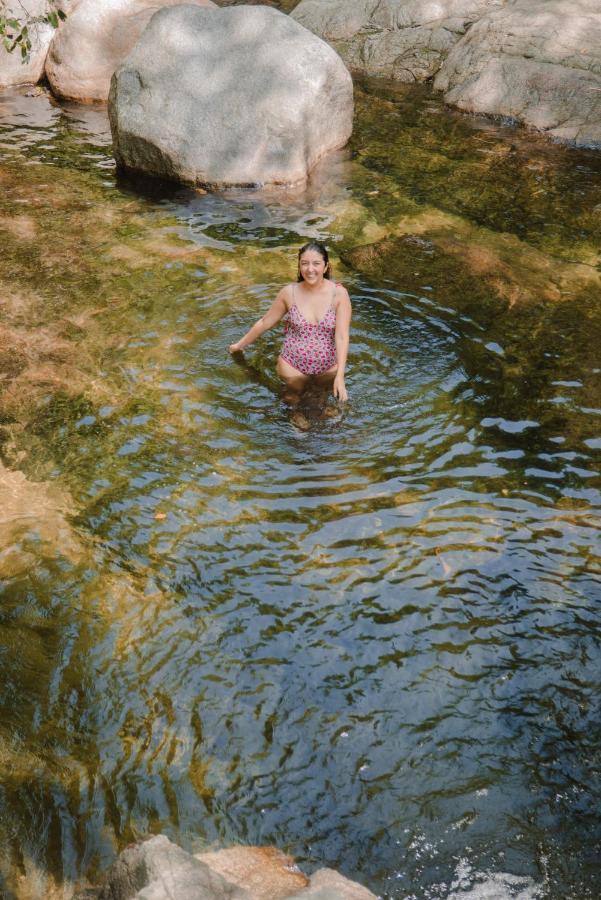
299;249;328;284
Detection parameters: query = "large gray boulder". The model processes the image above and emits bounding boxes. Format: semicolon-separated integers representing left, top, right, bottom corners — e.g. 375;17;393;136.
291;0;504;82
45;0;216;103
108;4;353;188
434;0;601;147
0;0;56;86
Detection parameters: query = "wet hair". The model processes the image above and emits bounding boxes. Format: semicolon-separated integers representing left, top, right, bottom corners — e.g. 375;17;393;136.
297;241;331;282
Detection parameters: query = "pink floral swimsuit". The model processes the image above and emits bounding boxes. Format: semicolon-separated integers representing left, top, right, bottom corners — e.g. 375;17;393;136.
280;282;339;376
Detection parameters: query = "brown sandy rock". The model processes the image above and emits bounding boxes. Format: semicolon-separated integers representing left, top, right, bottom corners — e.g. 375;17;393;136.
195;847;308;899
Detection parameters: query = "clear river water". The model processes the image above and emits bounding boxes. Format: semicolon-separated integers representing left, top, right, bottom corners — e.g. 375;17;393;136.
0;64;600;900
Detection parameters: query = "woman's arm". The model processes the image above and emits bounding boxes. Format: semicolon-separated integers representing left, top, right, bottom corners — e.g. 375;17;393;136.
229;288;289;353
333;287;351;401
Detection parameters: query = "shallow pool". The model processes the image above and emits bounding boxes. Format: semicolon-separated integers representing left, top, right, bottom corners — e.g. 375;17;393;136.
0;76;600;899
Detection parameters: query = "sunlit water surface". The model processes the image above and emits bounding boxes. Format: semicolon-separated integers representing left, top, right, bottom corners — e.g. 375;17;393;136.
0;76;600;900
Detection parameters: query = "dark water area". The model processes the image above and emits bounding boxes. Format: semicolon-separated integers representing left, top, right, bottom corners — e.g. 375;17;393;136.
0;73;600;900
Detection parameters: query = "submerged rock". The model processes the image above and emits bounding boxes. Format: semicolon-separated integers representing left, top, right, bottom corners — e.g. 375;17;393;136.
291;0;504;82
45;0;216;103
341;208;601;322
434;0;601;148
0;461;80;578
108;4;353;188
75;835;376;900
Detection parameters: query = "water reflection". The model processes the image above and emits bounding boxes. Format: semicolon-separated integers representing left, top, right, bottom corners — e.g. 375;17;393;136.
0;83;600;900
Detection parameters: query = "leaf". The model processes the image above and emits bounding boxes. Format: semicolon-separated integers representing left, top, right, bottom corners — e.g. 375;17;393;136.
48;11;58;28
57;8;67;20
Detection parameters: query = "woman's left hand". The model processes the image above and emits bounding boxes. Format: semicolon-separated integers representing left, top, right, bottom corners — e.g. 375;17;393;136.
333;373;348;402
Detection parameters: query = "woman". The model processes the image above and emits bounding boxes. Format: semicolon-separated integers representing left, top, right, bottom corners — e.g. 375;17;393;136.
229;242;351;403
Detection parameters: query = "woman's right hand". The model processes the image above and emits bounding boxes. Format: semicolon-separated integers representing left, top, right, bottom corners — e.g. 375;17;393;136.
229;342;243;354
333;373;348;402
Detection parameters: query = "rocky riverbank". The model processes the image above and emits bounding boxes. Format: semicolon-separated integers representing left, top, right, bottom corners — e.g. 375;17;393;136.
73;836;376;900
292;0;601;148
2;0;599;183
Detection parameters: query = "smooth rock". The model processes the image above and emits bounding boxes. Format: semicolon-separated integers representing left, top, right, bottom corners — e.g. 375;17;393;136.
291;0;504;82
195;847;309;899
108;4;353;187
94;835;249;900
0;0;55;86
434;0;601;147
292;868;377;900
45;0;216;103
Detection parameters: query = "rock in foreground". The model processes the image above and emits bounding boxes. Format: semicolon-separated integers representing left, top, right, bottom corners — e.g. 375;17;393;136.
108;4;353;188
291;0;504;82
74;835;376;900
45;0;216;103
434;0;601;147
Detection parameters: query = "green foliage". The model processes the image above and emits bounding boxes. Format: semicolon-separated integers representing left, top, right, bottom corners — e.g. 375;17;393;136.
0;1;66;61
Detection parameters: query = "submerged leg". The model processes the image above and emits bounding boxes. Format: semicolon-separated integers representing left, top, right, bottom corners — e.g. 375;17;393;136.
313;364;338;390
276;356;312;429
312;364;341;418
277;356;310;406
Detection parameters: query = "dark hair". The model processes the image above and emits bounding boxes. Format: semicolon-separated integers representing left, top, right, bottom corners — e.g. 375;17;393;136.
297;241;331;282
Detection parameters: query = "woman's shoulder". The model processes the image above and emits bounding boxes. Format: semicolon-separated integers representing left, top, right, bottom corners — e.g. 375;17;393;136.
277;283;296;306
332;280;350;303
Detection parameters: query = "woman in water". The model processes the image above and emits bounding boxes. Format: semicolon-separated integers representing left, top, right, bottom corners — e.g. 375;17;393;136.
229;242;351;403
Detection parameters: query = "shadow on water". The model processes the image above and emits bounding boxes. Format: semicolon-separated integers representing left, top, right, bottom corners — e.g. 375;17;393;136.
0;72;600;900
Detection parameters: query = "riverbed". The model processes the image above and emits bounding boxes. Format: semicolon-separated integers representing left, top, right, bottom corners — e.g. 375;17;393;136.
0;74;600;899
